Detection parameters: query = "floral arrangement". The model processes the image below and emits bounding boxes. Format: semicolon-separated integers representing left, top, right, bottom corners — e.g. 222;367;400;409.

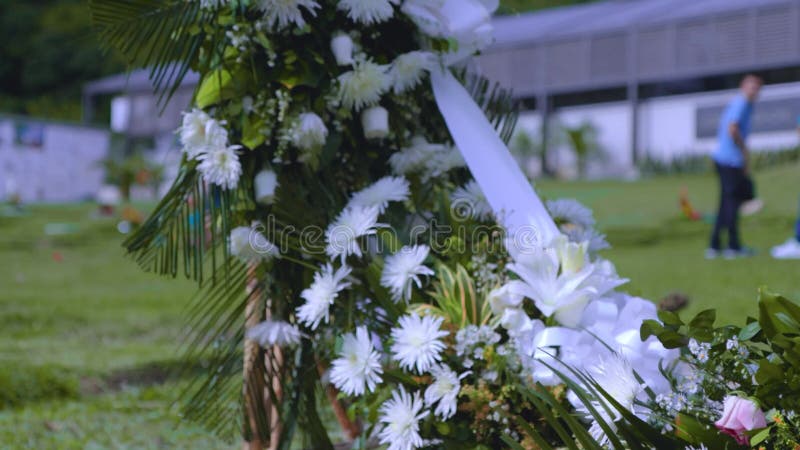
90;1;800;449
644;289;800;449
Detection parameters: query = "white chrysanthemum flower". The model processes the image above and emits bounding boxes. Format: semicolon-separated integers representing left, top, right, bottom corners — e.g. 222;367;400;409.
296;263;352;329
330;326;383;395
389;51;435;94
348;176;410;213
338;60;389;111
424;365;466;419
197;144;242;190
325;206;380;262
179;108;228;159
424;145;465;179
388;136;447;175
378;387;429;450
230;225;280;263
546;198;595;229
451;180;492;221
337;0;398;25
391;314;448;374
246;320;302;347
564;226;610;253
291;112;328;151
257;0;320;30
254;169;279;205
381;245;434;302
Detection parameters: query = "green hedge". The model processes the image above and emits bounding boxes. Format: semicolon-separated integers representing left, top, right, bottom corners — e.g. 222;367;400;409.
0;364;80;409
638;146;800;175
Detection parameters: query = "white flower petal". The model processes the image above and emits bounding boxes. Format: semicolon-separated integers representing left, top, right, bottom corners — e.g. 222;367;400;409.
378;386;429;450
296;263;352;329
325;206;381;262
380;245;433;302
246;320;302;347
330;326;383;395
338;0;399;25
390;314;448;374
257;0;320;30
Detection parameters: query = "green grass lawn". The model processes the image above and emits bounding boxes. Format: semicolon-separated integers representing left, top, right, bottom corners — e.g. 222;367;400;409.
0;162;798;448
0;204;235;449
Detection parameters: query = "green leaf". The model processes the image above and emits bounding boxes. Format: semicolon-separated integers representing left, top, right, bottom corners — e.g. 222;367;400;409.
749;426;771;446
759;288;800;336
674;413;739;449
657;310;684;326
739;321;761;341
688;309;716;329
640;319;664;340
241;116;266;149
196;69;233;108
89;0;210;108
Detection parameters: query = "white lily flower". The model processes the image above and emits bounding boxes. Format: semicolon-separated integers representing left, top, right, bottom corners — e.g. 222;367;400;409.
401;0;497;63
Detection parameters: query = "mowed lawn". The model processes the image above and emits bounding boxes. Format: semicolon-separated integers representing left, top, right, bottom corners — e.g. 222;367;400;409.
0;162;798;448
538;160;800;325
0;204;234;449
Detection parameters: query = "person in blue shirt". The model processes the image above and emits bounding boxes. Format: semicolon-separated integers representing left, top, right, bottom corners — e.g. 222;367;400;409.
707;74;762;259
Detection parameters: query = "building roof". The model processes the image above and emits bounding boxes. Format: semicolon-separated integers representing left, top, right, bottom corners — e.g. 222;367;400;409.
83;66;200;96
493;0;794;49
479;0;800;97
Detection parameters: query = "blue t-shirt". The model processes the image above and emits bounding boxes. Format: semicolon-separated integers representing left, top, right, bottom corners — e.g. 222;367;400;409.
712;95;753;168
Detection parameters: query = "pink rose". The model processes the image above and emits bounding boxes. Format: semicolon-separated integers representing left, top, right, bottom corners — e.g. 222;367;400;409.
714;395;767;445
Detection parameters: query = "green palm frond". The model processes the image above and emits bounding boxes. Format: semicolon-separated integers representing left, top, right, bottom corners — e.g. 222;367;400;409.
461;70;520;145
89;0;213;105
522;357;686;449
512;383;606;450
122;161;254;281
176;260;251;439
417;264;493;327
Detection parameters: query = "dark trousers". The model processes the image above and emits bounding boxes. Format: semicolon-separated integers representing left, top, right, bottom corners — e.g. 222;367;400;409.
710;162;745;250
796;195;800;242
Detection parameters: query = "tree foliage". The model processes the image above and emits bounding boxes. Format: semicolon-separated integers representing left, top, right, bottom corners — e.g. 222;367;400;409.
0;0;124;120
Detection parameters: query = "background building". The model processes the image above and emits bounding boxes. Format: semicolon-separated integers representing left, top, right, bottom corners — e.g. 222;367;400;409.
0;115;109;202
477;0;800;177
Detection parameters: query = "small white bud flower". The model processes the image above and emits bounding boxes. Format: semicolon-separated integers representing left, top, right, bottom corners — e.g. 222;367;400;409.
361;105;389;139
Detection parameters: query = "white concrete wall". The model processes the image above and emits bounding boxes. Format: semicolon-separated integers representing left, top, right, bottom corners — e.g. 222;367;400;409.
516;81;800;176
639;82;800;161
516;102;634;178
0;118;110;203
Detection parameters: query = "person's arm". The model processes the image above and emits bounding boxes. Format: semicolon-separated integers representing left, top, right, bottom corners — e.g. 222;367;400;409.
728;122;749;172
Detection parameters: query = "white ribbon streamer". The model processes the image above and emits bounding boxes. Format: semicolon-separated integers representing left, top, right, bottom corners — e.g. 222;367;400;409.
430;69;559;246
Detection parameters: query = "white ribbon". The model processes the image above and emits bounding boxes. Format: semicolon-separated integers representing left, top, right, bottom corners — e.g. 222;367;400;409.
431;69;559;245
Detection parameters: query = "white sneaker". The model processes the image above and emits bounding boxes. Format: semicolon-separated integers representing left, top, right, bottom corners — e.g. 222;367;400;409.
741;198;764;216
771;238;800;259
